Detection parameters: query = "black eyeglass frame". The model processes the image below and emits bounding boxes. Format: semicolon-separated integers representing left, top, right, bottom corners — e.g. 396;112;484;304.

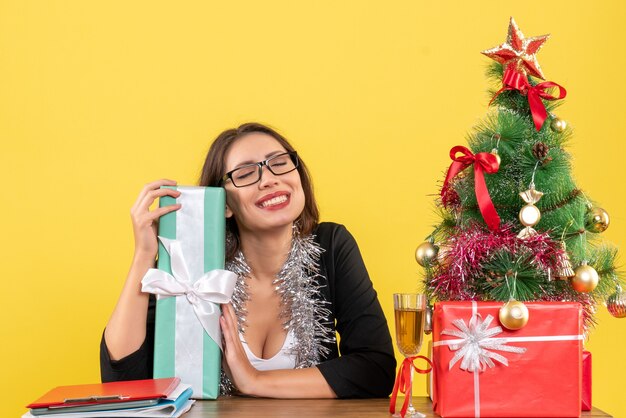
221;151;299;188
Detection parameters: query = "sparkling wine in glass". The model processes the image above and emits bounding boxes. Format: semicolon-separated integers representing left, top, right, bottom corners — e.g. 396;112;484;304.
393;293;426;418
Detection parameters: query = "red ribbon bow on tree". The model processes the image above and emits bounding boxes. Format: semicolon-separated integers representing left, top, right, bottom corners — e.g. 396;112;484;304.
491;67;567;131
441;146;501;231
389;356;433;418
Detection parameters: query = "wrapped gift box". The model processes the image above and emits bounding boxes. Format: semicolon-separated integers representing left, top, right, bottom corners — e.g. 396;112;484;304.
432;301;582;417
142;186;236;399
582;350;592;411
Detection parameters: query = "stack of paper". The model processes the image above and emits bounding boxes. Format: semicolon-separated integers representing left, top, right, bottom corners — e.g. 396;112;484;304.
23;378;195;418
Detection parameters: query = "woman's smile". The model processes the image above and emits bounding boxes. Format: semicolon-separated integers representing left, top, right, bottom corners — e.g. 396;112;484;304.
256;191;291;210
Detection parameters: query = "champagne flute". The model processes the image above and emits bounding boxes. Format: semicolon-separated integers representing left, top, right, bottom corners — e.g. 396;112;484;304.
393;293;427;418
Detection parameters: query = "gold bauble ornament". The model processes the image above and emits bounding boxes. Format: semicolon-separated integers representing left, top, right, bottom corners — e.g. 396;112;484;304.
436;243;452;268
585;206;610;233
415;241;439;267
550;117;567;133
490;148;501;166
571;262;599;293
607;286;626;318
499;299;529;330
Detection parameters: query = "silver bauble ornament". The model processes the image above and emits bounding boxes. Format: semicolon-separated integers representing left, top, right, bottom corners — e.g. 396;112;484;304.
415;241;439;267
607;287;626;318
585;206;610;233
571;262;599;293
499;299;529;330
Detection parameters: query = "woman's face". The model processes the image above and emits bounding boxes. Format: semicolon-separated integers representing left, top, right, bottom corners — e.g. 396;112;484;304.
223;133;305;234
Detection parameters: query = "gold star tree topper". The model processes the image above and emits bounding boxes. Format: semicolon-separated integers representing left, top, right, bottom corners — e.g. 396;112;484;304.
482;17;550;80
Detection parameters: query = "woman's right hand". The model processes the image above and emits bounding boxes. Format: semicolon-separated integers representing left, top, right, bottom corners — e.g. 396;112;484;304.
130;179;182;258
104;180;181;360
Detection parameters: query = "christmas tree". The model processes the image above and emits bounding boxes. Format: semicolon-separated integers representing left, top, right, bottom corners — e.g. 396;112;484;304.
418;17;625;332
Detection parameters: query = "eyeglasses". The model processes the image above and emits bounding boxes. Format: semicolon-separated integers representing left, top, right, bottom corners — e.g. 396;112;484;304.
222;151;299;188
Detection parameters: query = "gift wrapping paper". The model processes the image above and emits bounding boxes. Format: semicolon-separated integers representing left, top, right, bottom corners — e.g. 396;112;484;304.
150;186;230;399
432;301;582;417
582;350;592;411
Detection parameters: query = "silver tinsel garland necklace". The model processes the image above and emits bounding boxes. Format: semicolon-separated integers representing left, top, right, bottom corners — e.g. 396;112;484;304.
220;227;336;393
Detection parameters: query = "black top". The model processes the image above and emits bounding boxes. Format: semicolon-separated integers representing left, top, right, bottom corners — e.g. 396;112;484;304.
100;222;396;398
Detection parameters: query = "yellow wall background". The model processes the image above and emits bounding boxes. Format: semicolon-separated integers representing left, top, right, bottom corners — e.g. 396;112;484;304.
2;1;625;416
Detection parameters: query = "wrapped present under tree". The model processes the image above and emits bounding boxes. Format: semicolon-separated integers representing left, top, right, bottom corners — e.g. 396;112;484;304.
431;301;582;417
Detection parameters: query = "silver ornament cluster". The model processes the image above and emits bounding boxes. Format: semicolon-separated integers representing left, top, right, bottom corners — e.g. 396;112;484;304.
227;251;251;335
273;230;336;367
220;226;335;394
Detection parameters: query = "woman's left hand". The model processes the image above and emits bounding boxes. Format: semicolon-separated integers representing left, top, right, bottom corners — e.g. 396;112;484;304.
220;303;335;399
220;303;260;395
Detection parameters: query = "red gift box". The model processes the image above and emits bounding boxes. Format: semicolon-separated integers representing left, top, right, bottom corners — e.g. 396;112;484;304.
582;350;592;411
432;301;582;417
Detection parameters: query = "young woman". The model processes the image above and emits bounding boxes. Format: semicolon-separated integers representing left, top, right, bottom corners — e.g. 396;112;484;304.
101;123;396;398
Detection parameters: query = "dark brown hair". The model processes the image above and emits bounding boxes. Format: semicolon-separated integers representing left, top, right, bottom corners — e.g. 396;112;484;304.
199;122;319;261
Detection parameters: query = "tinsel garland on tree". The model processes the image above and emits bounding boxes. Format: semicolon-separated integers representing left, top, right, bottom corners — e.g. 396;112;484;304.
419;18;624;333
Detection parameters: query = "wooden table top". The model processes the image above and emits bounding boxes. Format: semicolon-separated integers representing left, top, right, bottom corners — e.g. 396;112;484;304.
185;396;612;417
